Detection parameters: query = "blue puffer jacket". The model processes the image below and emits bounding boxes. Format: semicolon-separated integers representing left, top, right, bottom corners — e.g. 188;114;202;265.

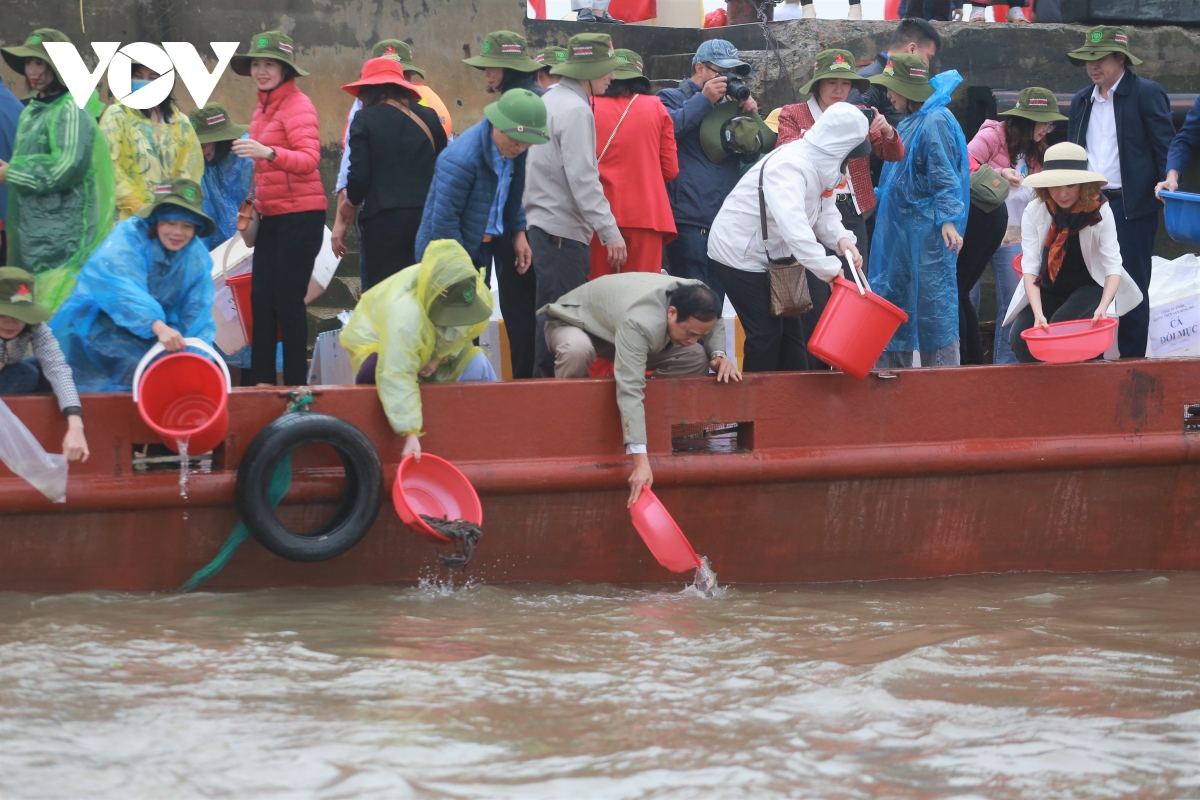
415;119;528;265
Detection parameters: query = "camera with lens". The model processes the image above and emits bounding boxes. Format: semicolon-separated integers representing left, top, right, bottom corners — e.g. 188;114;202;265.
724;76;751;103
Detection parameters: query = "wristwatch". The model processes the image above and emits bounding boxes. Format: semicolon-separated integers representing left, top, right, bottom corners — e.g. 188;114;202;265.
266;148;277;162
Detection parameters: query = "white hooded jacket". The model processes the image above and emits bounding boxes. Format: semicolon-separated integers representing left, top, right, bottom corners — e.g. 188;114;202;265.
707;102;869;280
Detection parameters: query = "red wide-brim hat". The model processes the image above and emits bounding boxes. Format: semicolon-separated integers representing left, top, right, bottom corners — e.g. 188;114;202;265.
341;57;419;98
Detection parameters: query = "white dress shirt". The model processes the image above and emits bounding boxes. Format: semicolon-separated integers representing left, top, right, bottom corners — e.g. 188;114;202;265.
1085;72;1123;190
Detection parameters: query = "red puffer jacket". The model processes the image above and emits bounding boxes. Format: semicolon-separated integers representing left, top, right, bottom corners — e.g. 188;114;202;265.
249;79;328;217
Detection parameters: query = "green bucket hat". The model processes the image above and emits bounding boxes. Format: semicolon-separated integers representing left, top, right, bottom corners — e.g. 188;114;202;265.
700;100;777;164
189;102;250;144
2;28;71;77
373;39;426;80
429;277;491;327
612;49;646;80
230;30;310;78
484;89;550;145
1067;25;1143;67
800;49;870;97
868;54;933;103
463;31;540;73
999;87;1068;124
135;178;216;238
0;267;52;325
534;46;568;71
550;34;618;82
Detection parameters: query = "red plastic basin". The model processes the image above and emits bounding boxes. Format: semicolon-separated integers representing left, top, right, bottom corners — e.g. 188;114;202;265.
808;276;909;379
630;488;702;573
136;353;229;454
393;454;482;544
1020;317;1116;363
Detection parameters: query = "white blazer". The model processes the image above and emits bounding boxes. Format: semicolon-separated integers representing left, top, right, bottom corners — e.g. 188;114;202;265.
1002;200;1144;326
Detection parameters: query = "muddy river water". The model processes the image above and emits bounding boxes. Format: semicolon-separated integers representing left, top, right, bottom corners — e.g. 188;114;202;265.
1;572;1197;799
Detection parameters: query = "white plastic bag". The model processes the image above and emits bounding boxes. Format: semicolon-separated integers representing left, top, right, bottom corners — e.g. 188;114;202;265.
0;398;67;503
1146;254;1200;358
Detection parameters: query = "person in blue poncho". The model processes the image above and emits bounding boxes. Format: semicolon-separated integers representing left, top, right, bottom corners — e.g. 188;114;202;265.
51;179;216;391
868;56;970;368
189;103;254;251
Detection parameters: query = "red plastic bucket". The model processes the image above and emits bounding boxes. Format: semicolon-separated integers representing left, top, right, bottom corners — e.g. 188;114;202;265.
133;340;232;454
225;272;281;345
808;275;909;379
393;454;482;544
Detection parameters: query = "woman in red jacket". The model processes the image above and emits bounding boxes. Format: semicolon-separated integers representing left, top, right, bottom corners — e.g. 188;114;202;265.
588;50;678;280
230;31;328;387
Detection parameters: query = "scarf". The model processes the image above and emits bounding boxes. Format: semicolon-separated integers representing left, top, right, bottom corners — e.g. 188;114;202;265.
1040;195;1106;284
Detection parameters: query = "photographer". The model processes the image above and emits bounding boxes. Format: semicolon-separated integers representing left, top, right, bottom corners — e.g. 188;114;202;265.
658;40;762;309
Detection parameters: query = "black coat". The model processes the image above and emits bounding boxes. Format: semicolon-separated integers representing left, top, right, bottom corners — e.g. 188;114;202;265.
1067;69;1175;221
346;102;448;219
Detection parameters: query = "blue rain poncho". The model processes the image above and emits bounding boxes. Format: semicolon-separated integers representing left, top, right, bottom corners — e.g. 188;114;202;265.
868;71;970;354
199;139;253;251
51;208;215;391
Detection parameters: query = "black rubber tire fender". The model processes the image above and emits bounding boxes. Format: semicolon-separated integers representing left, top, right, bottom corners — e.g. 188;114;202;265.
235;413;383;562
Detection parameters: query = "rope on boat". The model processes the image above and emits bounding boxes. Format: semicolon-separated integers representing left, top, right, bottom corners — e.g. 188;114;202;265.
174;391;313;593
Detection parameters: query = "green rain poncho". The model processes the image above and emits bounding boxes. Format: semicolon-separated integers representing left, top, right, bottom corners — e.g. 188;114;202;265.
99;101;204;221
340;240;493;436
5;91;115;311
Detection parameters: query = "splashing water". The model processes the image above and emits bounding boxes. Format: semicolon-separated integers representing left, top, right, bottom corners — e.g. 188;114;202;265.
176;438;190;500
692;556;718;596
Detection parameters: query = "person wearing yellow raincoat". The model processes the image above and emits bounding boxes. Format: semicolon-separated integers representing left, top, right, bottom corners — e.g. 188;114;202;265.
340;239;497;461
98;50;204;220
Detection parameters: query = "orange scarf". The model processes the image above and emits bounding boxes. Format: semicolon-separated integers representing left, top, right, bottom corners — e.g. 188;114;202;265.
1041;195;1106;284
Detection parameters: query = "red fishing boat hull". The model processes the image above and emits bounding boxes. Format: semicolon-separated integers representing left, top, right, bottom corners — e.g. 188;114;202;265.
3;359;1200;592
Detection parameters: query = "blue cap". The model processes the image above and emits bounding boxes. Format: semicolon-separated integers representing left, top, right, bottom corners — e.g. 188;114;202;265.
693;39;751;76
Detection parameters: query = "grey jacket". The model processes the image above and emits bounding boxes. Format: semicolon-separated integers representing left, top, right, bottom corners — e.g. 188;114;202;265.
541;273;725;446
523;77;620;247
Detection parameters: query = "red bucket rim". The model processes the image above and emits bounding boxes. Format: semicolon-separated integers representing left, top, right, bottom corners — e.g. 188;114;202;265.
1020;317;1117;342
830;276;909;320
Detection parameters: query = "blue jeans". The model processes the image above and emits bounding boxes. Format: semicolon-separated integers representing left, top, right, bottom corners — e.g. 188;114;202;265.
664;224;725;310
989;242;1022;365
876;340;961;369
457;351;497;382
0;357;46;394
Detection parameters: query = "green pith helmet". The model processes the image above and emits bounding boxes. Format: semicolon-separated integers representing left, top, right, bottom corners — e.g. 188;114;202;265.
534;46;568;71
611;49;646;80
800;49;870;97
372;39;426;79
549;33;618;82
999;87;1068;124
189;102;250;144
699;100;776;164
429;277;491;327
0;267;52;325
230;30;310;77
1067;25;1143;67
867;53;932;103
463;31;540;72
1;28;71;77
484;89;550;145
134;178;216;238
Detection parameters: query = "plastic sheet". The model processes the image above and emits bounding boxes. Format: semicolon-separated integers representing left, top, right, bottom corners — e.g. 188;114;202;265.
1146;254;1200;358
868;70;970;355
340;240;492;435
51;212;216;392
0;397;67;503
4;92;115;312
99;101;204;221
199;142;254;251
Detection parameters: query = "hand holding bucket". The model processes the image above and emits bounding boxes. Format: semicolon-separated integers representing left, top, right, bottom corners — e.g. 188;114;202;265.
133;339;232;455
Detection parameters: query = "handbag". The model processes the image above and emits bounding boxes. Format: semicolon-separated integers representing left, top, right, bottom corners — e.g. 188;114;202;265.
759;152;812;317
970;164;1010;213
236;188;259;247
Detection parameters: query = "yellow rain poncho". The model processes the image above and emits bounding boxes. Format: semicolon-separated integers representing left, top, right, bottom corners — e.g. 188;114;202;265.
340;240;492;436
98;101;204;220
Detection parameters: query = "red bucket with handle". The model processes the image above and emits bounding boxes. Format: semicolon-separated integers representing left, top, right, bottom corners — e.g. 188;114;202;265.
133;339;232;455
808;268;909;379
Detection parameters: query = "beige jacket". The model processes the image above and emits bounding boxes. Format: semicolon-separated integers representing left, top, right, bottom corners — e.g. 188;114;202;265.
541;273;726;446
522;77;621;247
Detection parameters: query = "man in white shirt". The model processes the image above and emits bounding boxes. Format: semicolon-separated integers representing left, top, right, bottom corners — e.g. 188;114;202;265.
1066;26;1175;358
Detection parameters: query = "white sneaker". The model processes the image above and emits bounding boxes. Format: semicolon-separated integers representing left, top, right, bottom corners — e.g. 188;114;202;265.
802;3;816;18
969;6;986;20
1006;7;1029;22
848;3;862;20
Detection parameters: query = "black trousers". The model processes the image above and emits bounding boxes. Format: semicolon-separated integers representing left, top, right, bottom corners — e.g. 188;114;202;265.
1108;195;1158;358
955;202;1009;365
360;207;423;291
529;226;590;378
250;210;324;386
714;261;828;372
1009;283;1103;363
479;236;538;379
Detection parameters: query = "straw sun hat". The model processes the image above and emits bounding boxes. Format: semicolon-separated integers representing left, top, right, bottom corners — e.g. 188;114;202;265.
1022;142;1107;189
